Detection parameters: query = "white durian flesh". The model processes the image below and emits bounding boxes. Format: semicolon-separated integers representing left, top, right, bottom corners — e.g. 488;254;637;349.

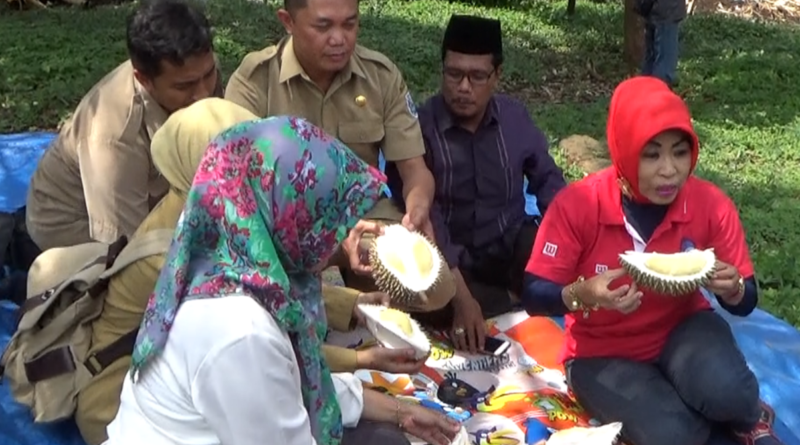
358;304;431;360
369;224;444;307
618;248;716;296
546;422;623;445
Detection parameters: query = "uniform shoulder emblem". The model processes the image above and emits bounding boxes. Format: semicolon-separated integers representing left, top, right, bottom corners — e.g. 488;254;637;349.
236;45;280;78
405;91;418;119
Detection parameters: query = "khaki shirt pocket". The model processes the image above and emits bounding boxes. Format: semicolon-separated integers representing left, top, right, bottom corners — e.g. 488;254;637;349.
338;120;385;168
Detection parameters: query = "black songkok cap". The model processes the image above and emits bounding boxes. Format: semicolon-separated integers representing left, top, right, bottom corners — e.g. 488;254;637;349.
442;14;503;57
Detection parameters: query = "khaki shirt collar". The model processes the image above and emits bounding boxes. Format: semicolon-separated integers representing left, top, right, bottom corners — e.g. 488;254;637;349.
278;36;366;84
134;80;169;141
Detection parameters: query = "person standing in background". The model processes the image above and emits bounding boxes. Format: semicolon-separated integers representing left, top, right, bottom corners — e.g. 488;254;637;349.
636;0;685;86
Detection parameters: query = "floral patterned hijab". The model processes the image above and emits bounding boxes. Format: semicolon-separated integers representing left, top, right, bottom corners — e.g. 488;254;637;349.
130;116;387;445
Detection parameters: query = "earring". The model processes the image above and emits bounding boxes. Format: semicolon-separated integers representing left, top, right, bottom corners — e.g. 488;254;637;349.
617;177;634;199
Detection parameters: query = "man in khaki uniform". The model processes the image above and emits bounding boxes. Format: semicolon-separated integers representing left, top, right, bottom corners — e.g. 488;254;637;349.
26;0;222;251
225;0;455;311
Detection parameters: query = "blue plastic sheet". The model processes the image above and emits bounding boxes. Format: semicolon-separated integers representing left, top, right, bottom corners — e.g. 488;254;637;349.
0;132;55;213
0;301;87;445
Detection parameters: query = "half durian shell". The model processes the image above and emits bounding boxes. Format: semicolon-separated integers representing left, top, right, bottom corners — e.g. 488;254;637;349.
368;224;445;308
358;304;431;360
618;248;716;296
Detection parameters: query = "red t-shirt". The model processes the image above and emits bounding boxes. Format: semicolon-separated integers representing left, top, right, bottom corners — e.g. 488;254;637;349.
526;168;754;363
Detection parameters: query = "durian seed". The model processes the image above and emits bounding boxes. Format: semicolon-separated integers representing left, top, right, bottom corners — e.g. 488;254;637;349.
412;238;434;276
378;307;415;336
643;253;709;276
383;250;407;277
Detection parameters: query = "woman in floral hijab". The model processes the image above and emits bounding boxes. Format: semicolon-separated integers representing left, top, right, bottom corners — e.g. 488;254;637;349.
102;116;459;445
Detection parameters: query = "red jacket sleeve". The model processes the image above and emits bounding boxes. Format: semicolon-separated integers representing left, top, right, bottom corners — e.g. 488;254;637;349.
707;189;754;278
525;185;588;285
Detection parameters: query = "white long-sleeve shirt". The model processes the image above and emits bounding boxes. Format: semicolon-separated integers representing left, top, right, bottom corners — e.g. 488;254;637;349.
104;294;364;445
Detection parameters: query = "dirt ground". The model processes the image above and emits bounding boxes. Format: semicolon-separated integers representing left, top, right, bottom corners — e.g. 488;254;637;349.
691;0;800;23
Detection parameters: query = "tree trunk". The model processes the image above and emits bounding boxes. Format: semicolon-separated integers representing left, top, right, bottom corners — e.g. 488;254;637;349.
623;0;645;71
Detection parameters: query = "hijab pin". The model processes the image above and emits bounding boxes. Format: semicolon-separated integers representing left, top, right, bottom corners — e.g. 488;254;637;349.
355;95;367;107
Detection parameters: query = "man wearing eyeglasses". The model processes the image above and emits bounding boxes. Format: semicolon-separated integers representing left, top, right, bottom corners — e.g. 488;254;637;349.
389;15;567;353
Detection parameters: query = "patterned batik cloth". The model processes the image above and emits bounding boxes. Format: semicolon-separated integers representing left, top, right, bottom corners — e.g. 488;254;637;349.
130;115;387;445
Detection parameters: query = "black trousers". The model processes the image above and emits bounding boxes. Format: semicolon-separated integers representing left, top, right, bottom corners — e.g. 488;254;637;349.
566;310;761;445
414;217;539;329
0;208;40;305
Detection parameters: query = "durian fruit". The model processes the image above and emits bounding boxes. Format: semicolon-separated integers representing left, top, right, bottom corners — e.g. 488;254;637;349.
618;248;716;296
358;304;432;360
379;307;415;336
546;422;623;445
368;224;445;307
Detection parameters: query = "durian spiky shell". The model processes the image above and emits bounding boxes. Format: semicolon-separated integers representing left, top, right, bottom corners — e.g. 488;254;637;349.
618;248;716;296
368;225;445;308
358;304;431;360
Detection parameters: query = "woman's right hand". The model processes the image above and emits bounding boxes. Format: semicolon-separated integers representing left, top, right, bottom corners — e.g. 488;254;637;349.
341;220;384;275
398;402;462;445
577;268;642;314
356;346;426;375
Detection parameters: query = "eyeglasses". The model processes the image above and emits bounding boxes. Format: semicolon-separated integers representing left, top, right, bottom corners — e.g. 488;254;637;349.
442;68;495;86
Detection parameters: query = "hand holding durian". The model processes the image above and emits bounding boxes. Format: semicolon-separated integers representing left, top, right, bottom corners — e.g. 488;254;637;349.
566;249;728;314
355;345;426;375
340;220;385;276
563;268;643;315
359;304;432;361
352;291;391;326
705;260;746;305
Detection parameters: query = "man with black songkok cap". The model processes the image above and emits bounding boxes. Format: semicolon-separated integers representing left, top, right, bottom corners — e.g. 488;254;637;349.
388;14;567;353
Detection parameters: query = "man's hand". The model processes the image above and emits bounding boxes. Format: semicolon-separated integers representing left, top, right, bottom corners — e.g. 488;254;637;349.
402;205;435;240
450;294;486;354
353;291;391;326
341;220;384;276
356;346;427;374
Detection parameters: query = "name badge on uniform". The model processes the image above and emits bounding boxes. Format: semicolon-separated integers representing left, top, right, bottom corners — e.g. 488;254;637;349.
405;91;418;119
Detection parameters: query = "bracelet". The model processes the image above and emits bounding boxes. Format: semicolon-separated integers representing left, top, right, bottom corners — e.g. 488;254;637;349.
567;276;598;319
395;399;403;428
729;276;745;300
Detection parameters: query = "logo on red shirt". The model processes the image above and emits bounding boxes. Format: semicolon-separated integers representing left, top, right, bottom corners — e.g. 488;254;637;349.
543;242;558;257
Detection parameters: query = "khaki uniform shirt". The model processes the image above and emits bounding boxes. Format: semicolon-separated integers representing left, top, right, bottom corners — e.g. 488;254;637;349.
26;60;224;251
26;61;169;250
224;37;425;170
225;39;456;310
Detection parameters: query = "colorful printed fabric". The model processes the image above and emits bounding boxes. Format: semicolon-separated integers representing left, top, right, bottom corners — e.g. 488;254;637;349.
130;115;387;445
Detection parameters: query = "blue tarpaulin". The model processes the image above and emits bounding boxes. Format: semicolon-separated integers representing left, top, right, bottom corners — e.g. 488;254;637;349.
0;132;55;214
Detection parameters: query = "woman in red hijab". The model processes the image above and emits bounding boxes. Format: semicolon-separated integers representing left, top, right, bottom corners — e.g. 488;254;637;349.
521;76;784;445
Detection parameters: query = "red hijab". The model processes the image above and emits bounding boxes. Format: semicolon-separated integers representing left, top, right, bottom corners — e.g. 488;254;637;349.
606;76;700;203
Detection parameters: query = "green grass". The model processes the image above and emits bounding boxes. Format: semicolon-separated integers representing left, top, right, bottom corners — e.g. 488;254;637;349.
2;0;799;325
